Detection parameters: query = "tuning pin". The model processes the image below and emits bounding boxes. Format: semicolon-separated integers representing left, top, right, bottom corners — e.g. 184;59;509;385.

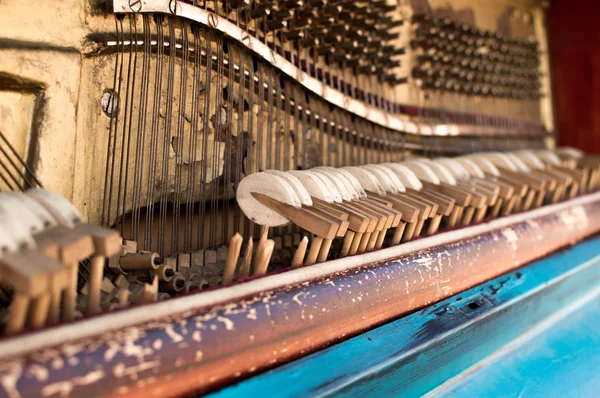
299;37;319;48
296;8;317;18
248;5;271;19
333;53;352;63
228;0;250;9
341;39;359;50
322;34;342;45
324;4;342;14
307;27;328;37
266;18;287;30
271;9;293;19
317;46;335;56
331;23;350;34
282;0;303;8
285;29;305;41
357;63;376;75
314;15;334;25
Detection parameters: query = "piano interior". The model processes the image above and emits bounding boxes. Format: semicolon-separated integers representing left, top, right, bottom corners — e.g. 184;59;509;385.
0;0;599;396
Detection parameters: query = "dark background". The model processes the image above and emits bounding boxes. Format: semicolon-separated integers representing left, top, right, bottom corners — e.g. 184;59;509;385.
549;0;600;152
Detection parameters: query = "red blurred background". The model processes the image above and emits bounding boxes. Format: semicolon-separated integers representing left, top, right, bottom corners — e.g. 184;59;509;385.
549;0;600;152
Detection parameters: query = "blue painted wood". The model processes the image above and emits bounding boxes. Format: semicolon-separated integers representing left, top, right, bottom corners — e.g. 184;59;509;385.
208;236;600;398
434;295;600;397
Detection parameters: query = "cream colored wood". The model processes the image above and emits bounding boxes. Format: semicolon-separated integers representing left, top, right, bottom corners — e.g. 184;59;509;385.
479;152;520;172
4;192;58;231
265;170;313;207
556;147;584;160
364;165;406;193
26;189;83;228
0;195;41;251
311;170;355;202
237;239;253;279
453;158;486;178
237;173;300;227
7;192;600;360
381;163;423;191
435;158;471;182
291;236;308;266
334;168;368;199
361;165;398;194
343;167;386;195
463;155;501;176
288;170;336;203
535;150;562;165
417;159;458;186
222;233;243;285
323;169;362;201
371;165;407;193
505;153;531;172
515;150;545;169
307;171;344;203
0;224;18;256
401;161;442;185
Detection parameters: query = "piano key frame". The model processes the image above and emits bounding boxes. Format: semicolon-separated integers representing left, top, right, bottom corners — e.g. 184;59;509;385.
0;190;599;397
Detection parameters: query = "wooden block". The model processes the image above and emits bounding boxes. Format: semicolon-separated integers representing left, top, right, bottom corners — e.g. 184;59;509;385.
123;239;138;252
114;274;129;288
0;251;51;296
273;237;283;250
322;200;372;233
80;282;89;295
205;250;217;265
223;234;243;284
73;224;122;257
101;277;115;294
120;252;161;271
216;247;228;263
191;252;204;267
252;193;339;240
177;253;191;270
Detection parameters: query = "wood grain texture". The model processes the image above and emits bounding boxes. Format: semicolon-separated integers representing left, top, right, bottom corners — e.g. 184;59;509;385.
210;235;600;398
0;194;599;397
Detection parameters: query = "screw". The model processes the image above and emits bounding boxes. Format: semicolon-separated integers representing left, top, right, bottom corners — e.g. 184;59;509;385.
101;90;119;118
241;34;250;46
208;14;218;28
129;0;142;12
169;0;178;14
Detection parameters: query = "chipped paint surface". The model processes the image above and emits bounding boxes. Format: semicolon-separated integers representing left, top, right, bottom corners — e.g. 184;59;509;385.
0;202;599;397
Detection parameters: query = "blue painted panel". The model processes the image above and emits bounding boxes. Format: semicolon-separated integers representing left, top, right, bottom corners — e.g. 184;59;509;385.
435;295;600;398
209;236;600;398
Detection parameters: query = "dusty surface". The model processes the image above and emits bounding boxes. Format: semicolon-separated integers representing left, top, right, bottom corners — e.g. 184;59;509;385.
0;196;597;398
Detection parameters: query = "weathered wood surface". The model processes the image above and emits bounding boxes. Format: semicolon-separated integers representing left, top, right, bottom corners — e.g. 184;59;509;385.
209;236;600;397
0;193;599;397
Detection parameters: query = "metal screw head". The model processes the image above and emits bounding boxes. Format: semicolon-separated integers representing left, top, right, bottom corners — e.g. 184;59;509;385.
129;0;142;12
241;34;250;46
101;90;119;118
208;14;218;28
169;0;178;14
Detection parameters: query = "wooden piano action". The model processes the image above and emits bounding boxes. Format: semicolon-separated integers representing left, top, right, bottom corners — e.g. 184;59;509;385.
0;0;599;396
